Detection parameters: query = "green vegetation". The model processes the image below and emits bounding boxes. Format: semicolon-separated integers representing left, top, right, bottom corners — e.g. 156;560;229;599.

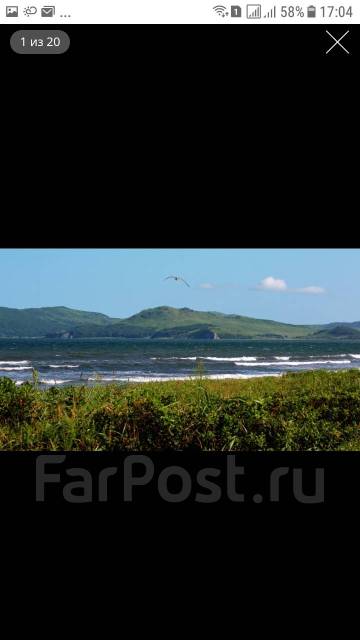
1;304;360;339
1;369;360;450
0;306;113;337
75;306;320;339
312;325;360;339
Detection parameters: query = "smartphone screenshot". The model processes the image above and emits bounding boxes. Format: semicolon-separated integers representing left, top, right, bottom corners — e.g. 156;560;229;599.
1;1;358;59
1;3;356;516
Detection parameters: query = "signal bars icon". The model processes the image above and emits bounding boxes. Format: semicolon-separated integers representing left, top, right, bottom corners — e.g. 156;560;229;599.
246;4;261;18
264;6;276;18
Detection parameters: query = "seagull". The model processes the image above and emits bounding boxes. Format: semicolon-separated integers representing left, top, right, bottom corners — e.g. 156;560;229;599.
164;275;190;288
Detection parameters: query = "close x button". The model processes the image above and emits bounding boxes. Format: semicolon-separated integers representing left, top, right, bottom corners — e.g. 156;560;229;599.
325;29;350;55
10;30;70;54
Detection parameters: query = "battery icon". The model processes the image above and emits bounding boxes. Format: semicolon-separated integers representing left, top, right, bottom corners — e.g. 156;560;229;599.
307;5;316;17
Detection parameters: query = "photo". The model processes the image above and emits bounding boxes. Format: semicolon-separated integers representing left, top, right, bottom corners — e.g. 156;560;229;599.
1;248;360;452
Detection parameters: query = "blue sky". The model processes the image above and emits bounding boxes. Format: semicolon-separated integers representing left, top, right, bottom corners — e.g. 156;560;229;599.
0;249;358;324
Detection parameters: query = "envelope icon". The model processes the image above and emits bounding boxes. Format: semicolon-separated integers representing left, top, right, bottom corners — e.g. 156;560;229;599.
41;6;55;17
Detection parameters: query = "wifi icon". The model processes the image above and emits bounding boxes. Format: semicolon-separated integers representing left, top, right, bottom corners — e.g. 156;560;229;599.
213;5;229;17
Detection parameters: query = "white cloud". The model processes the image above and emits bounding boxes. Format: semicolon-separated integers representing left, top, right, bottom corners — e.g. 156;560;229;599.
256;276;288;291
200;283;216;289
255;276;325;295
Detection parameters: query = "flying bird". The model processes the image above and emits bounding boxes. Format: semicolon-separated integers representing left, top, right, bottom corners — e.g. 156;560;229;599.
164;275;190;288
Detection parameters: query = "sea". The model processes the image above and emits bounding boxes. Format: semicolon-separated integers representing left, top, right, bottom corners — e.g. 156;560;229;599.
1;338;360;388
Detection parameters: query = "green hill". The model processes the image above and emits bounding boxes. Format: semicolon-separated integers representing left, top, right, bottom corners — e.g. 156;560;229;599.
99;306;321;339
0;305;360;339
312;325;360;339
0;306;113;337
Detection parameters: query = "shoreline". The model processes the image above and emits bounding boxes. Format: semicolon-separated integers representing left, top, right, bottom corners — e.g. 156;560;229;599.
11;367;358;388
2;339;360;388
9;367;359;388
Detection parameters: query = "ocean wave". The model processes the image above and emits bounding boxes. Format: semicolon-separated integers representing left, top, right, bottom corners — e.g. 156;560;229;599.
287;360;352;366
88;376;122;381
310;354;347;358
150;356;258;362
0;366;33;371
201;356;257;362
88;373;281;383
49;365;80;369
235;360;352;367
275;357;290;361
150;357;197;361
40;379;69;385
205;373;281;380
0;360;30;365
87;371;146;380
350;354;360;359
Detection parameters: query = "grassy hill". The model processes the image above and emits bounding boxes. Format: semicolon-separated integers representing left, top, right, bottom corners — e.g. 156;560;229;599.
0;305;360;339
101;306;321;339
312;325;360;339
0;306;113;337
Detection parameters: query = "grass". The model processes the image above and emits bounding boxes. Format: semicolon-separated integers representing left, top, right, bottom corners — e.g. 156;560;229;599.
1;369;360;451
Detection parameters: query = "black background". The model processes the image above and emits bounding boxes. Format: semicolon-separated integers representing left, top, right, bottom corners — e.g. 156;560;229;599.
0;451;357;506
1;23;359;60
2;21;356;272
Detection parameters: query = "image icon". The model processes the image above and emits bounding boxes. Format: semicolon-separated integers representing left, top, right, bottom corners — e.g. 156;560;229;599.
6;6;18;16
